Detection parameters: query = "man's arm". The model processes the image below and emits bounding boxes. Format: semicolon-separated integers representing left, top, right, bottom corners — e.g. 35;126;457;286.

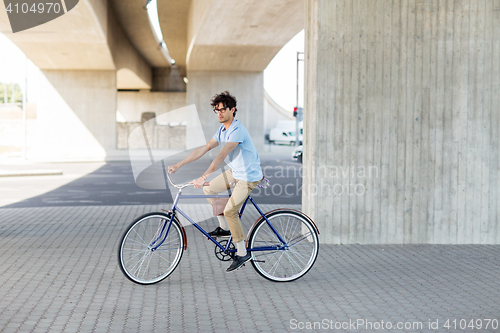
168;139;219;174
191;142;239;188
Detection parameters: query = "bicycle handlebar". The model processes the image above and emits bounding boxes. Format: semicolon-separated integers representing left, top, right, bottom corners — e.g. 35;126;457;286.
166;170;270;190
166;172;209;189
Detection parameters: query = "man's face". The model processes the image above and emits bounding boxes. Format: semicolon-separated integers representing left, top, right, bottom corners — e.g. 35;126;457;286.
215;102;234;123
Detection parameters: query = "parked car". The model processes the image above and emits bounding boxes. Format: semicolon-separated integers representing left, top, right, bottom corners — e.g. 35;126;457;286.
269;128;303;145
292;145;303;163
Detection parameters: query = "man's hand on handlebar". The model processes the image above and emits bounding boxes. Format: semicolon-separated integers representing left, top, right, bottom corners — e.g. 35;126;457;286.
168;164;180;174
190;177;207;189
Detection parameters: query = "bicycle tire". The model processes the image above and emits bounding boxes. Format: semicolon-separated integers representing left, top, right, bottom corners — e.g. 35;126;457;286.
118;212;185;285
248;210;319;282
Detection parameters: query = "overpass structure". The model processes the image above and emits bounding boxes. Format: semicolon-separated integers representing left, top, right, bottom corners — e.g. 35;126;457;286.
1;0;499;245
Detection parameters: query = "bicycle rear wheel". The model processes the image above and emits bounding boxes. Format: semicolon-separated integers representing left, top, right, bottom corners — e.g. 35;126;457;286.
248;210;319;282
118;212;185;285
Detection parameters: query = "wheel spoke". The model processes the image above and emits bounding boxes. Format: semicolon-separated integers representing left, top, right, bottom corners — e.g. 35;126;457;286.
131;228;149;246
284;251;301;274
132;251;149;276
123;238;150;247
142;252;154;279
269;251;286;275
124;249;147;265
287;248;308;266
287;232;313;247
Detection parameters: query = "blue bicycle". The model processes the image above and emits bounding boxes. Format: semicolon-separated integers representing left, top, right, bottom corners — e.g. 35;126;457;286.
118;172;319;284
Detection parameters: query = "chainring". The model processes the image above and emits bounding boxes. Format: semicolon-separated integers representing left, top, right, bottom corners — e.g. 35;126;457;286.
214;240;235;261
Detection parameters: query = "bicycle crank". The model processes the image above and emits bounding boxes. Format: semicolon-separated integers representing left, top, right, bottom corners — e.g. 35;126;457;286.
214;240;235;261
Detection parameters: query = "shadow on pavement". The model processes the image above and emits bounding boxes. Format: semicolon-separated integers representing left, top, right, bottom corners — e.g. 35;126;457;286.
3;155;303;208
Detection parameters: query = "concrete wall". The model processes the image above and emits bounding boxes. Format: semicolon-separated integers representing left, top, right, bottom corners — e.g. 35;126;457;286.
186;71;265;151
116;91;188;151
116;91;187;123
117;122;185;150
30;70;116;161
0;120;37;151
304;0;500;244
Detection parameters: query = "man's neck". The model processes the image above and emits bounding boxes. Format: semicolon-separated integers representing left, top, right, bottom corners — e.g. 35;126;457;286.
223;118;234;131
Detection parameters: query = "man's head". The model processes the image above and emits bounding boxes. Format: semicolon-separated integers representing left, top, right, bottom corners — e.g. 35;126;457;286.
211;91;237;124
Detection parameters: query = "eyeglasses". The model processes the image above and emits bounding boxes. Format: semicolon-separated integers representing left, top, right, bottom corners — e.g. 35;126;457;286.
213;107;229;114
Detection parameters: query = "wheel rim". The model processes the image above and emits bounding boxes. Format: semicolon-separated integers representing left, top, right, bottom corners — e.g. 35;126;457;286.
120;215;183;284
250;213;318;281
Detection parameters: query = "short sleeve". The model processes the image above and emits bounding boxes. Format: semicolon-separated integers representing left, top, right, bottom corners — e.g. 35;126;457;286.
213;127;221;142
226;127;244;143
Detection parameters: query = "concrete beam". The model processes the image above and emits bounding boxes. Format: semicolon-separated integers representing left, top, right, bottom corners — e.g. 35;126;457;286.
106;1;151;89
186;0;304;71
110;0;170;68
0;0;114;69
158;0;191;68
0;0;152;89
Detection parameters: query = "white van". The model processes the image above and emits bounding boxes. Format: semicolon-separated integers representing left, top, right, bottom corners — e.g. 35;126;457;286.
269;127;303;145
269;128;296;145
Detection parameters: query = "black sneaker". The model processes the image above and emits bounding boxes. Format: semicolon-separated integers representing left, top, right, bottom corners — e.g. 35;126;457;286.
208;227;231;238
226;253;251;272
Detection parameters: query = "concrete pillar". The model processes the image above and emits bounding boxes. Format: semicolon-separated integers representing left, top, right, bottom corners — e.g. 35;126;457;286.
31;70;116;161
304;0;500;244
186;71;264;151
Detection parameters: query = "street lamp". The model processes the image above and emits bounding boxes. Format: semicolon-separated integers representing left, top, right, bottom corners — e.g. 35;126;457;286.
295;51;304;146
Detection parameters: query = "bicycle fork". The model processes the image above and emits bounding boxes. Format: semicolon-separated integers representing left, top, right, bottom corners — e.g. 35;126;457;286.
149;214;175;251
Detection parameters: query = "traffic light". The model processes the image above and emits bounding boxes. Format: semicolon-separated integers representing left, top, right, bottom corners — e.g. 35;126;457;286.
293;107;303;120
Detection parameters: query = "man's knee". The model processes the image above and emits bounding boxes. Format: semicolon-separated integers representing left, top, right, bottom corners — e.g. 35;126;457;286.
223;205;239;217
203;186;211;195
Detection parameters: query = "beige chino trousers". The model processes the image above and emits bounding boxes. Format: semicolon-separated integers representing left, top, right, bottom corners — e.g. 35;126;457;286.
203;169;260;243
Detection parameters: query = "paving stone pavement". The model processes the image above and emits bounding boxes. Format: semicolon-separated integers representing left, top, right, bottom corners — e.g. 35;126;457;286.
0;204;499;333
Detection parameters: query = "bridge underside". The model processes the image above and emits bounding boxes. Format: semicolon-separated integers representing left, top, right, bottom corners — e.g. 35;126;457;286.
1;0;499;244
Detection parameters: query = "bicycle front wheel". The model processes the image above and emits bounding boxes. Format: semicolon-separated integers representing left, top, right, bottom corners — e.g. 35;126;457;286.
248;210;319;282
118;212;185;285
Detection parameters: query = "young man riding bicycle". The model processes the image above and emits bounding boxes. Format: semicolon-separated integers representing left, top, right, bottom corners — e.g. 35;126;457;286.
168;91;263;272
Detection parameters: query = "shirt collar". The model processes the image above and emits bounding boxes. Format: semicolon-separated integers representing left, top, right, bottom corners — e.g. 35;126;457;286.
221;118;238;132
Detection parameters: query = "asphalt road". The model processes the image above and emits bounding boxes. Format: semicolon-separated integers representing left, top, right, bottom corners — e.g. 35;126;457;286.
2;147;303;208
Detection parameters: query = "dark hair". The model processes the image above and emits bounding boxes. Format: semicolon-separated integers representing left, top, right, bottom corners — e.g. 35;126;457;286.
210;91;238;116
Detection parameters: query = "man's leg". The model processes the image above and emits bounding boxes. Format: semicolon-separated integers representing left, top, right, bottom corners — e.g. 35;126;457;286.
224;179;260;271
203;169;233;205
203;169;234;235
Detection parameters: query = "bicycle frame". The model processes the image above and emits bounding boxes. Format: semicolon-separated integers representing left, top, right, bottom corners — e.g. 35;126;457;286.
151;188;288;253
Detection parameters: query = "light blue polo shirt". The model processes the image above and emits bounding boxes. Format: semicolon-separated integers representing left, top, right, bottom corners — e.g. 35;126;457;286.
213;119;263;182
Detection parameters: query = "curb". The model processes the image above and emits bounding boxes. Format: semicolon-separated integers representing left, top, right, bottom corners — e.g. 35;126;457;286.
0;170;63;177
